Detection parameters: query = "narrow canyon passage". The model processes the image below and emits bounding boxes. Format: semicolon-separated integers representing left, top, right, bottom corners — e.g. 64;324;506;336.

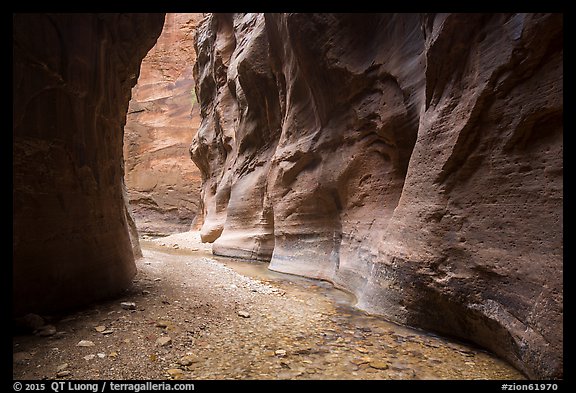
13;237;523;380
13;12;563;382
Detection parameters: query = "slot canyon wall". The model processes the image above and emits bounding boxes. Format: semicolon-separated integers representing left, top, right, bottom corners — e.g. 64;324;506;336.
13;14;165;315
124;13;205;237
190;13;563;379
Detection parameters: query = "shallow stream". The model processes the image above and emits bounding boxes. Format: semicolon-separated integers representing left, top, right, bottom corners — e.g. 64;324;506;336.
195;248;525;380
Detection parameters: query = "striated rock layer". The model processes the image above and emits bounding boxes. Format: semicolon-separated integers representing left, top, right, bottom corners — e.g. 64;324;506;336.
124;13;204;237
190;13;563;379
13;13;165;315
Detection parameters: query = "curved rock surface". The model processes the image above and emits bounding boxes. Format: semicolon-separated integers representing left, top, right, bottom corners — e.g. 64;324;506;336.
124;13;204;237
13;13;165;315
190;13;563;379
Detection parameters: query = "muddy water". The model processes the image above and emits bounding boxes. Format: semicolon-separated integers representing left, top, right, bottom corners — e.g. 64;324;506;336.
210;255;525;380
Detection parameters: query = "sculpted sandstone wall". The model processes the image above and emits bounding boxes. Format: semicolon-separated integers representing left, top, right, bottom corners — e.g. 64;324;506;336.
124;13;204;237
191;13;563;379
13;13;165;315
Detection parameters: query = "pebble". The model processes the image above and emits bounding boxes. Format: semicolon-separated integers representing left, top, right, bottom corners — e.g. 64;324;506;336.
18;313;46;331
83;354;96;361
50;331;67;340
13;352;32;363
120;302;137;310
35;325;57;337
351;357;371;365
166;368;184;378
237;310;251;318
156;321;170;328
56;370;71;378
95;326;106;333
156;336;172;347
369;361;389;370
142;290;151;295
274;350;287;357
56;363;68;372
178;355;198;366
77;340;95;347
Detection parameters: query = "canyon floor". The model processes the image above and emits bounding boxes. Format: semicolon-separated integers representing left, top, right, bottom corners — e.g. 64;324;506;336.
13;232;525;380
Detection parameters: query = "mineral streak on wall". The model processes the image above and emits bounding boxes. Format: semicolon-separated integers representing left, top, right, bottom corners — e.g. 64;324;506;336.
13;13;165;315
190;13;563;379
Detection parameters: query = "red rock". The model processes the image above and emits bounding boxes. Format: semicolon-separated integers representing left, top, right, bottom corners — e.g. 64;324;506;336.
124;13;205;236
11;12;562;381
190;13;563;379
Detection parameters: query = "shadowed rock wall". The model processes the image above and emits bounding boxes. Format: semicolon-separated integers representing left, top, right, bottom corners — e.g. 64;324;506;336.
190;13;563;379
13;13;165;315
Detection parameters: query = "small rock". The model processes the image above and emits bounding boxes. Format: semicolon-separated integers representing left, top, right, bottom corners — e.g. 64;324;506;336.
154;278;162;282
156;336;172;347
95;326;106;333
156;320;170;328
101;329;114;335
13;352;32;363
172;244;179;249
178;355;198;366
351;357;371;365
56;363;68;372
18;313;45;331
50;331;67;340
369;361;389;370
142;290;151;295
237;310;251;318
56;370;71;378
77;340;95;347
166;368;184;378
356;347;369;354
35;325;57;337
97;353;106;358
120;302;136;310
109;352;118;358
275;350;287;357
83;354;95;361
